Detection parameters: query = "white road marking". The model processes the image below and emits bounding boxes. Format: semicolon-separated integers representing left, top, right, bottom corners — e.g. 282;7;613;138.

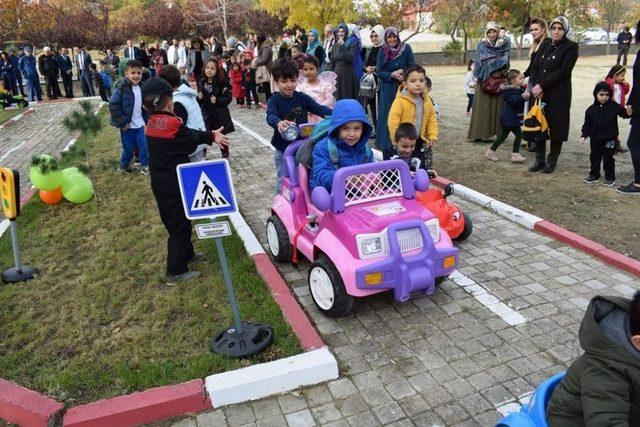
232;119;275;151
449;270;528;326
0;140;28;162
496;391;533;416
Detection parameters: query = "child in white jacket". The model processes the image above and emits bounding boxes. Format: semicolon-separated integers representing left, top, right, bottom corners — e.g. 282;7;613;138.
465;60;476;116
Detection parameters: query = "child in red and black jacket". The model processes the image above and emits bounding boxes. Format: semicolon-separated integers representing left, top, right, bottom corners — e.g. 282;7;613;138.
242;58;258;108
141;77;229;284
604;64;631;154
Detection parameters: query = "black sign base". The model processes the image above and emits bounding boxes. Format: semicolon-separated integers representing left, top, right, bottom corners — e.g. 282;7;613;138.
211;322;274;358
2;265;38;283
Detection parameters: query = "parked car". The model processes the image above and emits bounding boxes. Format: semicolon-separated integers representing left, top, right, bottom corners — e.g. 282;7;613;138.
266;126;459;317
580;27;609;42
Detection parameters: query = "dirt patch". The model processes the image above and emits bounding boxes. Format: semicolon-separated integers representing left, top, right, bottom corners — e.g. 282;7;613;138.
427;55;639;259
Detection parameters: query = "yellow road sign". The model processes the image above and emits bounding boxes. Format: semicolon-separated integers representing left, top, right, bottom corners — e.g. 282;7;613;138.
0;167;19;219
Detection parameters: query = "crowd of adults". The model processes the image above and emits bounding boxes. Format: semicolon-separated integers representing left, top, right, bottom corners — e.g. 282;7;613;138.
1;17;639;193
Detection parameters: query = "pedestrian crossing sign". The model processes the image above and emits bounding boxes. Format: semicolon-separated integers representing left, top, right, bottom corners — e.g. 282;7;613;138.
177;159;238;220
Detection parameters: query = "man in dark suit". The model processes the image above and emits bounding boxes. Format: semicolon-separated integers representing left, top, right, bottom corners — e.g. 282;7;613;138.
75;47;94;97
124;39;143;62
38;46;61;100
105;49;120;67
57;47;74;98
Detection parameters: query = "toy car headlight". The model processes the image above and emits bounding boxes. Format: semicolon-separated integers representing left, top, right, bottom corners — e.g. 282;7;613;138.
425;219;440;243
361;237;383;256
281;124;299;141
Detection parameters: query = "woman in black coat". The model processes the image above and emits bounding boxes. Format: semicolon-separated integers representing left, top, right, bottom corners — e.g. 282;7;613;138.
529;16;579;173
618;19;640;194
328;23;358;100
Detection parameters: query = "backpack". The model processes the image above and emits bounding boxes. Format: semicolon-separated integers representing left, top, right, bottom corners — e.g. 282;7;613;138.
296;118;372;170
522;99;549;143
359;73;377;99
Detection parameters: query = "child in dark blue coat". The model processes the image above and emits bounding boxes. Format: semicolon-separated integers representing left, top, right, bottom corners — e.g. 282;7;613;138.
310;99;374;191
485;69;530;163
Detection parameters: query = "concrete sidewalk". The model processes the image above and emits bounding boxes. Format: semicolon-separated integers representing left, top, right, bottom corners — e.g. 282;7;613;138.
165;105;640;427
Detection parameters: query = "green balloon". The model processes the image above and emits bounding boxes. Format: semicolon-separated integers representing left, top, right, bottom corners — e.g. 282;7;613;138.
29;166;63;191
61;174;93;204
62;167;82;177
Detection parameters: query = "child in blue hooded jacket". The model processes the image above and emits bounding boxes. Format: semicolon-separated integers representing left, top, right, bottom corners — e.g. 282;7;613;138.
311;99;374;191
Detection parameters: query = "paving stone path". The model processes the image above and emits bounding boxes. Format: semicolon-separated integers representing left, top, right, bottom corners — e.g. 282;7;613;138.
0;99;101;220
6;102;638;426
168;105;640;427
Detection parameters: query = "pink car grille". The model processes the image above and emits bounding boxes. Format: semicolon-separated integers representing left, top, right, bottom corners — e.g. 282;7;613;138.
345;169;403;206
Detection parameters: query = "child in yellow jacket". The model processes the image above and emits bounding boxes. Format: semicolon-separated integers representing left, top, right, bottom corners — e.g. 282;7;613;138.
388;64;438;170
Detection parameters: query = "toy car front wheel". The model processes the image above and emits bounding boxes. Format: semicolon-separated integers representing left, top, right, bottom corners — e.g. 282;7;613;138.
266;216;292;262
309;256;354;317
17;100;28;108
454;212;473;242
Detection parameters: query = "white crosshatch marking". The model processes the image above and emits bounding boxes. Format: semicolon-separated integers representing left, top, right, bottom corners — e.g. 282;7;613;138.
191;172;230;211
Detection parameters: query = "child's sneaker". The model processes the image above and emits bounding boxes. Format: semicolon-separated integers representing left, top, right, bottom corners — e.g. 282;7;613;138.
603;179;616;187
165;270;201;285
139;166;149;175
510;152;526;163
485;149;499;161
188;252;205;265
582;174;599;184
617;183;640;194
117;164;136;174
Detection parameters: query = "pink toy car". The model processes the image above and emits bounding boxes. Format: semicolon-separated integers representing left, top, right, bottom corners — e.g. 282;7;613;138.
266;139;459;317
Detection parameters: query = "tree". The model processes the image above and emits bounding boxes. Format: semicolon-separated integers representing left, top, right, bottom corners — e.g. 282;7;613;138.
0;0;53;46
361;0;435;43
258;0;358;32
431;0;491;63
185;0;248;41
595;0;632;55
243;8;286;38
132;2;185;40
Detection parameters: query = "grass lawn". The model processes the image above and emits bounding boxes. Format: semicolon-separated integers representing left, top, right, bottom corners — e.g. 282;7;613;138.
0;110;300;405
0;109;23;125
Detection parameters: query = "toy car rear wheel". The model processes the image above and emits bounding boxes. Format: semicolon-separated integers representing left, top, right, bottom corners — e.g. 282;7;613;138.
309;256;354;317
435;276;448;286
266;216;292;262
454;212;473;242
18;100;28;108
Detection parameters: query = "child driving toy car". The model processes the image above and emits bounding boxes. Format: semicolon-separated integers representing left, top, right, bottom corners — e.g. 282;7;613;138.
546;292;640;425
310;99;374;192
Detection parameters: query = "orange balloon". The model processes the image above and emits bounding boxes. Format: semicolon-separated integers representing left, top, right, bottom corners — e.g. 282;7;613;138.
39;187;63;205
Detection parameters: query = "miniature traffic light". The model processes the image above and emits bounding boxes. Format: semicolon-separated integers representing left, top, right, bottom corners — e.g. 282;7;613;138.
0;167;37;283
0;167;19;219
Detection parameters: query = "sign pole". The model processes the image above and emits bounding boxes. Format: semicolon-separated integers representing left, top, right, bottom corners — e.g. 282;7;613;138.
211;217;244;334
1;167;37;283
176;159;273;357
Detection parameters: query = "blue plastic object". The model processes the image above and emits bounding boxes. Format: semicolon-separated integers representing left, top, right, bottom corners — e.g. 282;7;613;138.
496;372;566;427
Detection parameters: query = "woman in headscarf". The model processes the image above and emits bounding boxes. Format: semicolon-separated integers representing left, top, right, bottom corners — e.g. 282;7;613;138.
468;22;511;142
306;29;325;68
361;24;384;137
528;16;579;173
328;23;359;100
523;17;549;152
375;27;415;156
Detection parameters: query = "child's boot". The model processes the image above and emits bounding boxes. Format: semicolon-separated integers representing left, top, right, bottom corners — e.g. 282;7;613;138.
485;148;499;161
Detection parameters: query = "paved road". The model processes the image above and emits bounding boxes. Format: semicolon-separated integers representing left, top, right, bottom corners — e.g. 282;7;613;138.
168;105;640;427
5;101;636;426
0;99;101;220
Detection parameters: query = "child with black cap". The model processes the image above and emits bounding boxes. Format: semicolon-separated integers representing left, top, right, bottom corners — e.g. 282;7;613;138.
580;81;629;187
141;77;229;284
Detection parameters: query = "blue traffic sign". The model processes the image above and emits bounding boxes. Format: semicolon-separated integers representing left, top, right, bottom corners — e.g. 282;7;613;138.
177;159;238;220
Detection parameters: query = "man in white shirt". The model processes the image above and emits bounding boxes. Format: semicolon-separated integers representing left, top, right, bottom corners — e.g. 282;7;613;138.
323;24;335;67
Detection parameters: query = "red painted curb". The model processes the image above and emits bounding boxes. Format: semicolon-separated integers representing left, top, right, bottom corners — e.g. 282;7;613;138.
534;221;607;254
0;378;64;427
63;380;210;427
252;253;324;350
